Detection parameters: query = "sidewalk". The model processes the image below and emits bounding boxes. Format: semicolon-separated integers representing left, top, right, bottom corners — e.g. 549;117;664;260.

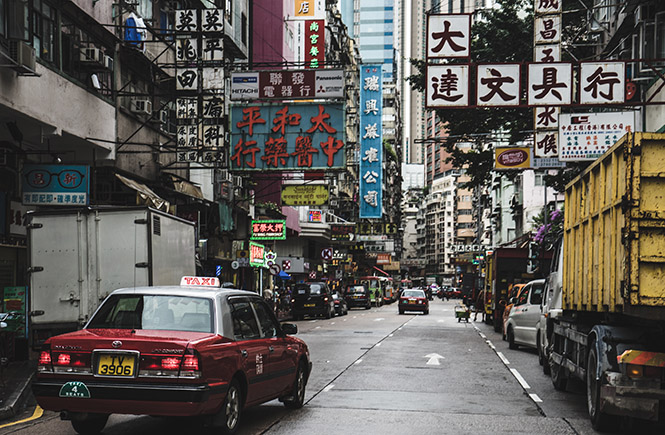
0;360;36;421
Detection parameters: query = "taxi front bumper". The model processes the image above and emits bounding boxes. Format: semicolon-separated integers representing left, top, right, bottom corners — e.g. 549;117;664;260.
33;379;228;416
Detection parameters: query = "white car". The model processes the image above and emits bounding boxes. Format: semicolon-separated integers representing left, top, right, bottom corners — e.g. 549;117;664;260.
537;240;564;374
505;279;546;350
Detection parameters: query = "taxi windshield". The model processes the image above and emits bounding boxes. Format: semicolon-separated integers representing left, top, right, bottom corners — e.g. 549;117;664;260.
87;294;214;333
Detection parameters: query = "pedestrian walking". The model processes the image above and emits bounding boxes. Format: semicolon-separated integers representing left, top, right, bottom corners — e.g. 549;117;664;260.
474;290;486;322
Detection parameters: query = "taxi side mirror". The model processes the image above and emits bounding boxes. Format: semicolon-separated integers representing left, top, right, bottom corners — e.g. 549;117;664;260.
509;297;516;305
281;323;298;335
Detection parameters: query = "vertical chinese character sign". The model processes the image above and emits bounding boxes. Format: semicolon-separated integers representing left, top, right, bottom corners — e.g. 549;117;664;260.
359;65;383;219
305;20;324;69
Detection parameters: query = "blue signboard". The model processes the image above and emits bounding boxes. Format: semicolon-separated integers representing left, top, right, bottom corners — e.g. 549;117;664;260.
359;64;383;219
21;165;90;206
230;103;345;171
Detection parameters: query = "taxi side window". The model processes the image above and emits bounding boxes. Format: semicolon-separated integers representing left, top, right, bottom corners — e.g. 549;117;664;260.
230;300;260;340
251;299;279;338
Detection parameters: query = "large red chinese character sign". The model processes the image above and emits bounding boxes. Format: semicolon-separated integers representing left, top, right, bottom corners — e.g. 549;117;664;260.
230;103;345;171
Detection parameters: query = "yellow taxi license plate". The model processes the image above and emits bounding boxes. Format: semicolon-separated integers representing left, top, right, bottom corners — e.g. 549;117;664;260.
409;300;416;304
304;303;315;307
96;354;136;377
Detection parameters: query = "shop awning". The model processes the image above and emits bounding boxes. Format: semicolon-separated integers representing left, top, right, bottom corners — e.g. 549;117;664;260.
170;175;204;199
115;173;170;212
373;266;390;276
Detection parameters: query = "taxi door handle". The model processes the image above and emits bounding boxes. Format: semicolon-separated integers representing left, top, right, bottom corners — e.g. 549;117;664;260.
268;346;274;353
241;350;248;358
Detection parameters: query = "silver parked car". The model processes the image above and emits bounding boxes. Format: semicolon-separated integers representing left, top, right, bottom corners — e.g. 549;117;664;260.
505;279;546;350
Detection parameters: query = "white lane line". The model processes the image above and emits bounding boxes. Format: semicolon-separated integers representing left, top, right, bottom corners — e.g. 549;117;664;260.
354;359;363;365
375;342;382;347
389;334;394;337
479;332;487;339
374;318;385;322
323;384;335;393
529;393;543;403
331;322;335;325
497;352;510;365
353;316;357;319
315;326;321;329
510;368;531;389
309;320;317;323
343;319;347;322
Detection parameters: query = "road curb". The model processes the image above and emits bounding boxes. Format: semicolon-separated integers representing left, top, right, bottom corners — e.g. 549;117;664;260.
0;371;35;421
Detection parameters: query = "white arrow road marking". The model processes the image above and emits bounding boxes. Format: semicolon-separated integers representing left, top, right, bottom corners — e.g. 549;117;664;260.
424;353;444;365
323;384;335;392
510;368;531;389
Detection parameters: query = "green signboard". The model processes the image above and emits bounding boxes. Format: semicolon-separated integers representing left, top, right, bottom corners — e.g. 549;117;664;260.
3;286;27;338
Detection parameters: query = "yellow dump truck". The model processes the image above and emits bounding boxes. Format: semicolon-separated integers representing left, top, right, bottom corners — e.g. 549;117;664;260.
545;133;665;429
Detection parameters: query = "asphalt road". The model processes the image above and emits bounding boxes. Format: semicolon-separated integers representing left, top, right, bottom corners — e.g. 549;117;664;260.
1;298;652;434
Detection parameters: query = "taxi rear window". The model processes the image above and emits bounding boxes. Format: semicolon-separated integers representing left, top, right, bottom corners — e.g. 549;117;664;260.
87;294;213;333
402;290;425;298
347;286;366;294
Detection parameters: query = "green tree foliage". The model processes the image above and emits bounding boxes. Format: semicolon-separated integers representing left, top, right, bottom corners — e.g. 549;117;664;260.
407;0;533;189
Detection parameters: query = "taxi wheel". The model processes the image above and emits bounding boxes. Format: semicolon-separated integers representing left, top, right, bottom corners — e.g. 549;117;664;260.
71;414;109;435
284;362;307;409
220;380;242;434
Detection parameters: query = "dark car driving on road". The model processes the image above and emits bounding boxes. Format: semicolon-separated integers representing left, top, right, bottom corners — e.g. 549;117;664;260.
344;284;372;309
291;282;336;320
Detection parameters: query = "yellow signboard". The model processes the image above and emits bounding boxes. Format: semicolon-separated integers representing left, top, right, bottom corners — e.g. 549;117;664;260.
281;184;329;206
494;147;531;170
294;0;315;18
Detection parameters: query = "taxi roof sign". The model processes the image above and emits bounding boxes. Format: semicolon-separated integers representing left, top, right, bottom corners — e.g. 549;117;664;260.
180;276;221;287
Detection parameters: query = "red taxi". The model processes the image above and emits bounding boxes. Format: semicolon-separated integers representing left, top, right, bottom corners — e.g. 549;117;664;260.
32;277;311;435
398;289;429;315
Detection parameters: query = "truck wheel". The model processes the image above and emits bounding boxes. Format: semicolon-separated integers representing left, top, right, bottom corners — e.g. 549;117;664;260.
537;335;544;366
507;327;518;350
493;313;502;333
71;414;109;435
587;347;618;431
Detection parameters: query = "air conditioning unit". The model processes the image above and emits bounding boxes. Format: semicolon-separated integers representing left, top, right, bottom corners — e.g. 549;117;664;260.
159;109;169;124
215;169;233;184
8;41;36;73
130;98;152;114
103;55;114;70
80;47;103;64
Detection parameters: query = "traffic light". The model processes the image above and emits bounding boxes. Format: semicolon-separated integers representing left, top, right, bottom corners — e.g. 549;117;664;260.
527;242;539;273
